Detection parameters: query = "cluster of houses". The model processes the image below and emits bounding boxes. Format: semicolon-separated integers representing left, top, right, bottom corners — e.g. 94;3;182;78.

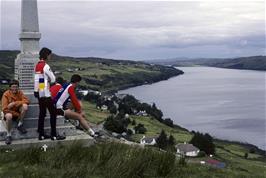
140;136;200;157
139;136;225;168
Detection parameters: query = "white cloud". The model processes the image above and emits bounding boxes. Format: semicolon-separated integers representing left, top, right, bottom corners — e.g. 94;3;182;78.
1;1;265;59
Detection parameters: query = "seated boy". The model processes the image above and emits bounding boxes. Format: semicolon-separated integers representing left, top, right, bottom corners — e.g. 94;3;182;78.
1;80;29;144
50;75;96;136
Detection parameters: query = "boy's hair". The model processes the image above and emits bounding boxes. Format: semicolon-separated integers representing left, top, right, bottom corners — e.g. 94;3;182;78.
9;79;19;87
56;77;65;85
70;74;82;83
39;47;52;60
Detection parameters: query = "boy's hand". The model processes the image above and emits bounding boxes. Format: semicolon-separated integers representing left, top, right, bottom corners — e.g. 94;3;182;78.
7;102;16;109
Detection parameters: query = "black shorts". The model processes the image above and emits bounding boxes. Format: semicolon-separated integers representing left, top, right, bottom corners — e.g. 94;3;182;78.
56;109;65;116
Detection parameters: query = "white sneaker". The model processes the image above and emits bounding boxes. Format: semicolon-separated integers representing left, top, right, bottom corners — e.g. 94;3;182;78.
88;128;95;137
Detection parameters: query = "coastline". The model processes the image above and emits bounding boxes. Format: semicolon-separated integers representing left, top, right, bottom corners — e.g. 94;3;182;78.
115;68;266;153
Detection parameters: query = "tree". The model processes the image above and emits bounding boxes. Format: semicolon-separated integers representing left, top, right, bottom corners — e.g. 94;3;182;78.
244;152;248;159
109;105;117;114
132;119;136;126
164;118;174;127
104;115;128;133
156;130;168;149
189;132;215;155
134;123;147;134
168;135;175;146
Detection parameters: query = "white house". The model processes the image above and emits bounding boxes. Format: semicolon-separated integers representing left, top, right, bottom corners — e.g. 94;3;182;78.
175;143;200;157
136;110;147;116
78;90;89;96
140;136;157;145
101;105;108;111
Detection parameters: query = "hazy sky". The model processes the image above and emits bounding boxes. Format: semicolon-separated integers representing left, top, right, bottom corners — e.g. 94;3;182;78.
1;0;265;60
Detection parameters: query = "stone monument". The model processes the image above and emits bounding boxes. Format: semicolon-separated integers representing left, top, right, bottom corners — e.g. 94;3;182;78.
15;0;41;93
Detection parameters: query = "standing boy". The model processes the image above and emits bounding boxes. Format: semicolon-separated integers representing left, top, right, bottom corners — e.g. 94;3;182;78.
34;47;65;140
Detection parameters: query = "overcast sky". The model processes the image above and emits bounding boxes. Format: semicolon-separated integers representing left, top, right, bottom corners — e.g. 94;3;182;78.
1;0;265;60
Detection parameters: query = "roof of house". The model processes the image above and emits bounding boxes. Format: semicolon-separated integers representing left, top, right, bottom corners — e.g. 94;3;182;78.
175;143;199;152
141;137;157;143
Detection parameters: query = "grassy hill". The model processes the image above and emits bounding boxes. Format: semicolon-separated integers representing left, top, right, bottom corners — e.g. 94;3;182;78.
149;56;266;71
0;107;265;178
0;50;183;93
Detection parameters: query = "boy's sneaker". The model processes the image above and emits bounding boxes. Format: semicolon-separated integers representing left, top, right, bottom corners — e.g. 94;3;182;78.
39;134;50;140
17;125;27;134
51;134;66;141
5;136;12;145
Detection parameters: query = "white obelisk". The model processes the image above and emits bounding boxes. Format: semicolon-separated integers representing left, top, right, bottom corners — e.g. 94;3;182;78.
15;0;41;93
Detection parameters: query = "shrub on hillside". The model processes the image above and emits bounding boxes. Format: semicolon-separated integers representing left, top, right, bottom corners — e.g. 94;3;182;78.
189;132;215;155
104;115;128;133
134;123;147;134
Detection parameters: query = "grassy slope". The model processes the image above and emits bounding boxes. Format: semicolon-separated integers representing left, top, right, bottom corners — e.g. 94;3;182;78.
0;50;183;92
81;101;266;178
49;54;183;92
0;108;265;178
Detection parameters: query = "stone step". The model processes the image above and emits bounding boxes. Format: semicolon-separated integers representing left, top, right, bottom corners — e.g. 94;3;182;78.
23;116;66;128
25;104;39;118
25;104;59;118
0;121;79;141
0;133;95;149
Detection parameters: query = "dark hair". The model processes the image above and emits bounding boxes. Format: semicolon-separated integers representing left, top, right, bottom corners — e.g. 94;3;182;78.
56;77;65;85
71;74;82;83
39;47;52;60
9;79;19;87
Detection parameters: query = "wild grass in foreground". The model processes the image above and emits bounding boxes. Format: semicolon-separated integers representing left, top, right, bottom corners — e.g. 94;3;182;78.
1;142;265;178
0;142;177;178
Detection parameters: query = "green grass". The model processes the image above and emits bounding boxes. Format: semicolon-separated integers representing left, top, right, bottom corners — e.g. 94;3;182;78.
83;101;110;124
0;142;265;178
128;115;192;143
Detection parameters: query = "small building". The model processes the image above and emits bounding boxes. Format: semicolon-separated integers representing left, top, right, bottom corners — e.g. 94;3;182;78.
136;110;148;116
175;143;200;157
140;136;157;146
78;90;89;96
66;68;74;72
54;71;62;75
101;105;108;111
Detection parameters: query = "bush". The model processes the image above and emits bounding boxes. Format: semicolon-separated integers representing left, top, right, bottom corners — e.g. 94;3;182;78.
104;115;128;133
164;118;174;127
197;151;206;157
132;119;136;126
109;105;117;114
134;123;147;134
156;130;168;149
189;132;215;155
127;129;133;135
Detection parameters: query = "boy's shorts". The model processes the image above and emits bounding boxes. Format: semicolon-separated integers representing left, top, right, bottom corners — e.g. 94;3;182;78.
56;108;65;116
3;110;20;120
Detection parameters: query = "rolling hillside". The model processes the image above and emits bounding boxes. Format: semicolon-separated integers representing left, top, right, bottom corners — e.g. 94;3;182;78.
0;50;183;92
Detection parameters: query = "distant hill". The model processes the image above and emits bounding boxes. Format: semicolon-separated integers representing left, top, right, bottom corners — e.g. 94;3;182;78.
148;56;266;71
0;50;183;92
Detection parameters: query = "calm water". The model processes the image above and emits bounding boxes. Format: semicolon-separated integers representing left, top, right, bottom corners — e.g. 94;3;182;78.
119;67;266;150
